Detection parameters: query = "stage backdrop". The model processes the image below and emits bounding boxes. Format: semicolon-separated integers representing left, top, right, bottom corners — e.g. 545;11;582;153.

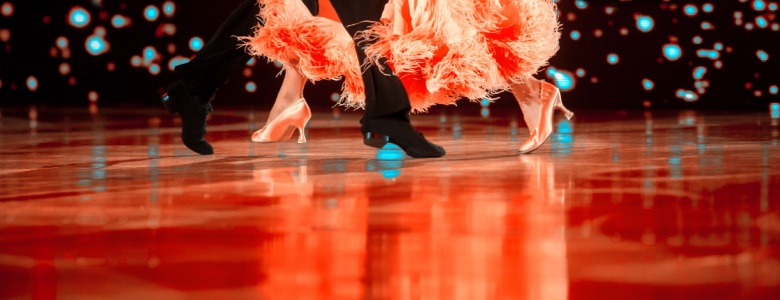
0;0;778;110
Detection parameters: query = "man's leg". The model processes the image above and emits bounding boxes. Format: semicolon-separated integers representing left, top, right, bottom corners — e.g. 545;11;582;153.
162;0;319;155
327;0;445;158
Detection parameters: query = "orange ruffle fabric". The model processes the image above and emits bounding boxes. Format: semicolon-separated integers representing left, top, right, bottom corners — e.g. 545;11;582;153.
365;0;561;112
241;0;560;113
239;0;365;108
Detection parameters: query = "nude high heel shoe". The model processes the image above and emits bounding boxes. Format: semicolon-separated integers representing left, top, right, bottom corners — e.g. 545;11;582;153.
516;79;574;154
251;98;312;143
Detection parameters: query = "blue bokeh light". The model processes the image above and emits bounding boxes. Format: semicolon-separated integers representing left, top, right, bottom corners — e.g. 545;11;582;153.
143;46;158;63
570;30;581;40
754;0;766;11
111;15;130;28
607;53;619;65
697;49;720;60
756;50;769;62
163;1;176;17
56;36;69;49
245;81;257;93
189;37;204;52
168;56;190;71
663;44;682;61
683;4;698;16
69;7;91;28
693;66;707;80
144;5;160;22
642;79;654;91
85;35;108;56
636;15;654;32
547;67;576;92
676;89;699;102
27;76;39;92
756;16;768;28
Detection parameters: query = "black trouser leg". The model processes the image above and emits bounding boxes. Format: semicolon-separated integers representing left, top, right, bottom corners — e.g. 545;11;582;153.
327;0;412;130
173;0;319;104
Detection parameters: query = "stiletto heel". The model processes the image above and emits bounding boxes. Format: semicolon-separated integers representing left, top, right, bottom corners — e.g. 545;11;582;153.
517;79;573;154
252;98;312;143
295;121;308;143
553;93;574;120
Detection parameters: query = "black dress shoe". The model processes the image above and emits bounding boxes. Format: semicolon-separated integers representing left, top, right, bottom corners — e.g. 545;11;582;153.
363;122;445;158
161;80;214;155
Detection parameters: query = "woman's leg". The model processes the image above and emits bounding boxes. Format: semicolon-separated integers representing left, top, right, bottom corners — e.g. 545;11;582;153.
267;67;307;122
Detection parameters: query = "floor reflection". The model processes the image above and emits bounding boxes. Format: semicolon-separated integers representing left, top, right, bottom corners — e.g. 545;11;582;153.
0;107;778;299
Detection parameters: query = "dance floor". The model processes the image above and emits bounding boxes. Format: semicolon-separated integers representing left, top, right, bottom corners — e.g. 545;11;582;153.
0;105;778;299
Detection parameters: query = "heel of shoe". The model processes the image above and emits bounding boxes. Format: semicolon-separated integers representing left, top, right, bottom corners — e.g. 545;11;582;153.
363;132;390;149
296;127;307;143
553;94;574;120
295;109;311;144
295;117;310;144
161;93;177;114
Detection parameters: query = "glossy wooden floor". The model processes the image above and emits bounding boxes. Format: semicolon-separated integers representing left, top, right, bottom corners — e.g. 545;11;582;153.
1;106;779;299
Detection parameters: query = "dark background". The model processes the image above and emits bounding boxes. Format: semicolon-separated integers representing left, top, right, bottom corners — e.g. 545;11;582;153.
0;0;778;111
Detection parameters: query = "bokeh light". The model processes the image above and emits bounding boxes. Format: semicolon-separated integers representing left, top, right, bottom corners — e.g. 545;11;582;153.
189;37;204;52
662;44;683;61
56;36;69;49
111;15;131;28
642;79;655;91
0;0;774;111
570;30;581;40
88;91;99;102
0;28;10;42
245;81;257;93
144;5;160;22
162;1;176;18
85;35;109;56
1;2;13;17
607;53;619;65
757;50;769;62
683;4;698;17
168;56;190;71
26;76;38;92
693;67;708;80
59;63;71;75
636;15;654;32
68;7;91;28
547;67;576;92
676;89;699;102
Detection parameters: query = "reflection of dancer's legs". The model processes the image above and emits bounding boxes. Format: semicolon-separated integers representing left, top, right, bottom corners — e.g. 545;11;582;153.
160;0;319;155
328;0;445;158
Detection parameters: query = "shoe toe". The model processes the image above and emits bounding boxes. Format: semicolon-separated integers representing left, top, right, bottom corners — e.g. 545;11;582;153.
184;140;214;155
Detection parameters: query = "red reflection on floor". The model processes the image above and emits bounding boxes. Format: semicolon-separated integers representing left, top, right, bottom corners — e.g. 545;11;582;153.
0;106;778;299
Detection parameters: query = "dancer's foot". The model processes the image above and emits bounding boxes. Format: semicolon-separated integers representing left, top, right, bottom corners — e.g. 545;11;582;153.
363;121;445;158
514;79;573;154
251;98;311;143
161;80;214;155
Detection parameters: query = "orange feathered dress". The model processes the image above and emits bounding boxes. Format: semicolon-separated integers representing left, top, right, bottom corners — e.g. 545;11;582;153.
242;0;561;113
